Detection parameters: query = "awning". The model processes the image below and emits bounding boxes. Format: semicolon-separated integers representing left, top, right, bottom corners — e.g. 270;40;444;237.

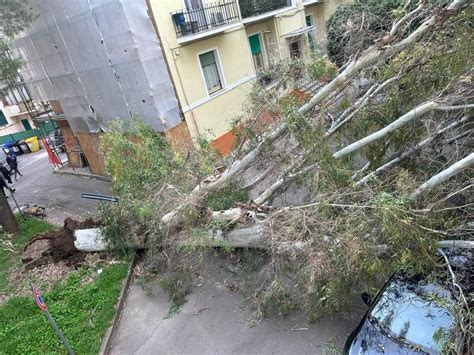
282;25;315;39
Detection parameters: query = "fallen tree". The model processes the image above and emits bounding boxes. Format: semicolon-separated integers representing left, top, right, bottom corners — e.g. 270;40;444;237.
100;1;473;351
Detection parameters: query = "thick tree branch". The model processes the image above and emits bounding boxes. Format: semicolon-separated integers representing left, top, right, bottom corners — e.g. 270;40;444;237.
254;161;316;205
356;116;471;186
327;76;401;136
390;2;425;37
333;102;474;159
410;152;474;199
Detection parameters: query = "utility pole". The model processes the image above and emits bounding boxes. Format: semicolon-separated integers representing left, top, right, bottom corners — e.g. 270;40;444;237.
0;192;19;234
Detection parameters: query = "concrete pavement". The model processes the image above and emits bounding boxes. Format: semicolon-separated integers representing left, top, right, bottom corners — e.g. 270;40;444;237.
7;150;110;225
110;255;362;355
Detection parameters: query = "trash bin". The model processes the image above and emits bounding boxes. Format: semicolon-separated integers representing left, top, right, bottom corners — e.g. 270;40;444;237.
18;140;31;154
25;136;40;152
2;142;14;155
4;141;22;155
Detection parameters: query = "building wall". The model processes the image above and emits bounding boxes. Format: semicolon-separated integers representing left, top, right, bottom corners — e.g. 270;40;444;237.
0;103;35;137
304;0;350;49
12;0;182;135
149;0;351;151
149;0;255;140
75;133;106;176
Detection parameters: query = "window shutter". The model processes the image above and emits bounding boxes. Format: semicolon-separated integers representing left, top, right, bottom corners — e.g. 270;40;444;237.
249;34;261;55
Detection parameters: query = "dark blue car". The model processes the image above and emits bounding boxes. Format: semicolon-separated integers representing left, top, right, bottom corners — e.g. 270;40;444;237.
344;248;472;354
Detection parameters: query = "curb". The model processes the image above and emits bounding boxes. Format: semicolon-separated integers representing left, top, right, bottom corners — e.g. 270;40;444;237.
52;169;111;181
99;252;137;355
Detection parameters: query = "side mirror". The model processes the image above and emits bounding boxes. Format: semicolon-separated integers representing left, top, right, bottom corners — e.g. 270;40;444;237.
361;292;372;306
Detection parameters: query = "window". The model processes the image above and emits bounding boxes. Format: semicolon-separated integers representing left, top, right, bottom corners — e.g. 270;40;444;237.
305;15;316;52
0;110;8;126
199;50;223;94
249;33;265;72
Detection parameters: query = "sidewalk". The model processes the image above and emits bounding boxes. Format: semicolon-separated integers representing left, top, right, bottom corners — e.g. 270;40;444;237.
109;255;362;355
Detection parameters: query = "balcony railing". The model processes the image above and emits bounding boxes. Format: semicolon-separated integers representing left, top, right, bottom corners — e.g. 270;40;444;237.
171;1;240;38
238;0;291;19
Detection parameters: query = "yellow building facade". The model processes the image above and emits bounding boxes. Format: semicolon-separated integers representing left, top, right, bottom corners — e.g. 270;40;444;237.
148;0;350;153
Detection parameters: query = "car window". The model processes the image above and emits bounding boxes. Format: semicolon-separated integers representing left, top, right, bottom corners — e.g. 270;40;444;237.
369;276;454;353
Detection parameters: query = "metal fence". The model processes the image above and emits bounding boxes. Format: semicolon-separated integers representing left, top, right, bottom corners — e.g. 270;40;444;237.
238;0;290;19
171;1;240;37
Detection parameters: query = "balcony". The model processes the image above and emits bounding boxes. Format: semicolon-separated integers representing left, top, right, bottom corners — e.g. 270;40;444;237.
171;1;240;38
238;0;291;19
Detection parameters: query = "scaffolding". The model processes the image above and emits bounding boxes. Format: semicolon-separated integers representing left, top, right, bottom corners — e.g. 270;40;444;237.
11;0;181;136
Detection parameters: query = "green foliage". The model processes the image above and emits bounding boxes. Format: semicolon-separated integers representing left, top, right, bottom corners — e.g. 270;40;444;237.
0;1;35;39
0;48;23;88
101;119;179;197
344;11;473;168
0;217;54;293
0;263;128;354
0;1;35;86
203;183;249;211
307;57;337;82
260;280;297;317
326;0;404;66
159;277;190;317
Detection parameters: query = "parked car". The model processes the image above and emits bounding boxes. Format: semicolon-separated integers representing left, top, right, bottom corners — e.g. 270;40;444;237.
344;247;472;354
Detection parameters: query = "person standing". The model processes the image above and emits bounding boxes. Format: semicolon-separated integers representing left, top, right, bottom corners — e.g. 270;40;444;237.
0;163;15;196
0;163;13;184
6;152;22;181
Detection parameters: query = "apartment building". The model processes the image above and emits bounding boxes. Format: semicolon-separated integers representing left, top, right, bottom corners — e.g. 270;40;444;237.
0;84;36;137
12;0;348;175
148;0;349;153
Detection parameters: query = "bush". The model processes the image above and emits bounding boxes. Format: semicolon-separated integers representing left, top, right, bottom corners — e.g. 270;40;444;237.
326;0;403;66
101;119;179;197
307;57;337;82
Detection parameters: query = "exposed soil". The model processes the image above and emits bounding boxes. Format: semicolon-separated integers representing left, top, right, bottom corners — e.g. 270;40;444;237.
0;218;106;305
21;217;100;269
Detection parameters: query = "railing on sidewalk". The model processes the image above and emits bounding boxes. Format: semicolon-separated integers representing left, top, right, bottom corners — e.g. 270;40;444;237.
171;1;240;38
238;0;291;19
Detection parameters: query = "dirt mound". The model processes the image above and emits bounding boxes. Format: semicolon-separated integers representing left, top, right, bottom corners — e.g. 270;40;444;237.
22;217;100;269
63;217;98;231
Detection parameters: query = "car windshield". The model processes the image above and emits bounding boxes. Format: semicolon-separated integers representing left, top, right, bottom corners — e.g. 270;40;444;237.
369;275;454;353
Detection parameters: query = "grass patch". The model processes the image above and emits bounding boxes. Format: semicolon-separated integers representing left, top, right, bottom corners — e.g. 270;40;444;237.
0;263;128;354
0;217;55;293
0;217;130;353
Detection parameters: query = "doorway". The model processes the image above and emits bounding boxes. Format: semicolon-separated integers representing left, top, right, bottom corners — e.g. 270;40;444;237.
249;33;265;72
21;118;32;131
289;40;302;59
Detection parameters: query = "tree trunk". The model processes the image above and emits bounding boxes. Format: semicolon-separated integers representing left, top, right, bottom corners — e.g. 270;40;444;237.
0;193;19;235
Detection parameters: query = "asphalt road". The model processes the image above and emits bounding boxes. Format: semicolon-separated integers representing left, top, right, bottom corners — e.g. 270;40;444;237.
7;150;110;225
